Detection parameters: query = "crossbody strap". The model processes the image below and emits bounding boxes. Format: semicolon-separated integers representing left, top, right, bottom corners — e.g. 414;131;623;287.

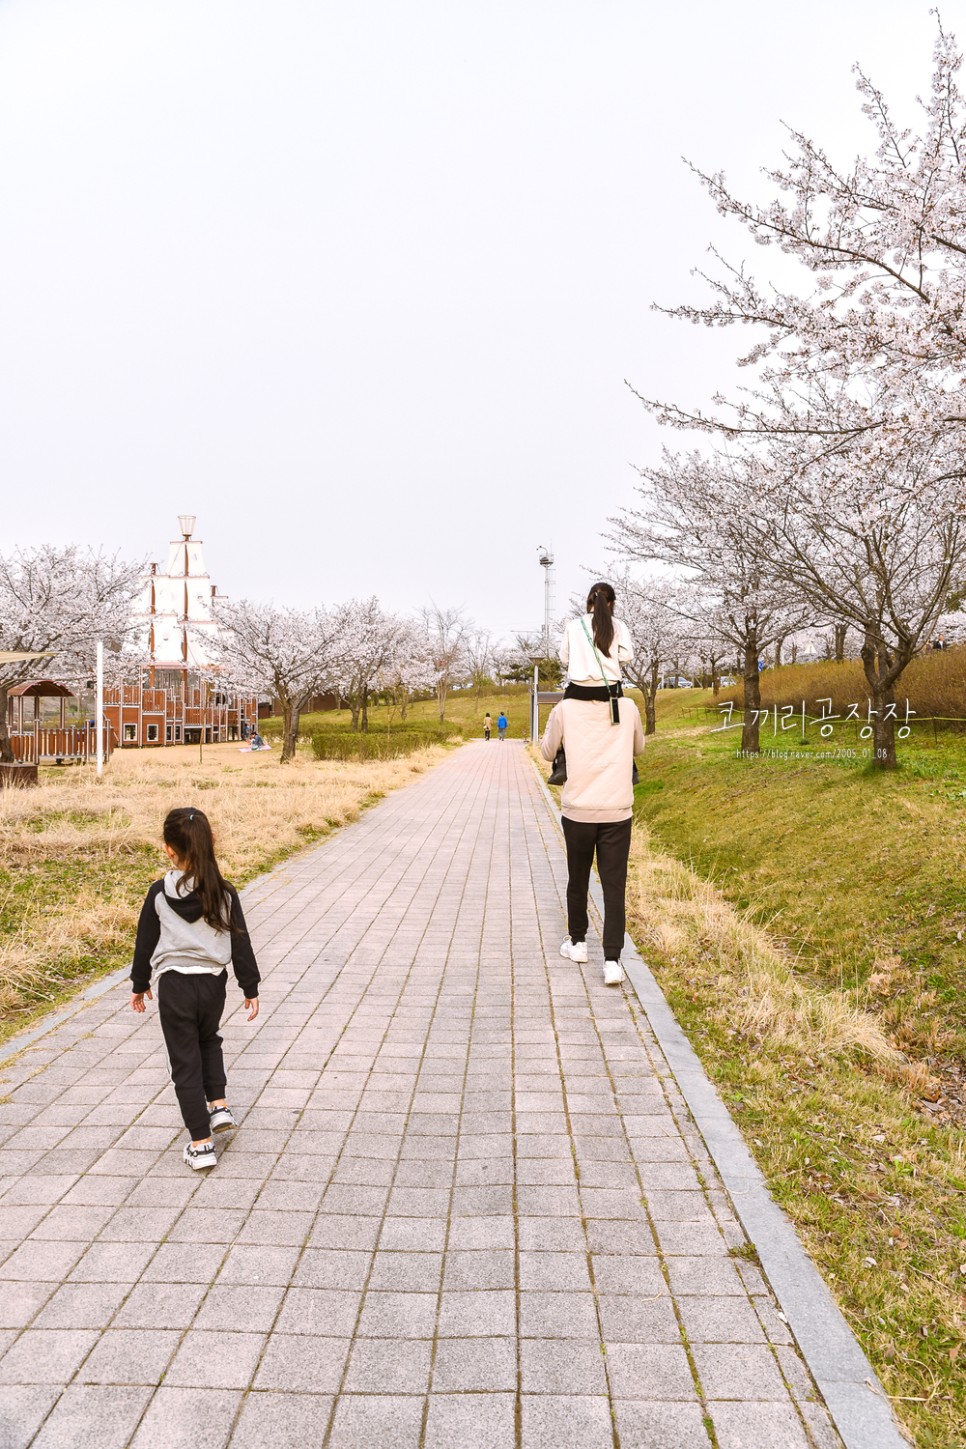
579;617;621;725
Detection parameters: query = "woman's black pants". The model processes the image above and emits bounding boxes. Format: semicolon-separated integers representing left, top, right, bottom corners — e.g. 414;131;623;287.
157;970;228;1140
561;816;633;961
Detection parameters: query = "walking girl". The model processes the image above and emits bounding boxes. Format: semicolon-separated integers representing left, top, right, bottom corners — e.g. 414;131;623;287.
543;581;643;985
130;807;260;1169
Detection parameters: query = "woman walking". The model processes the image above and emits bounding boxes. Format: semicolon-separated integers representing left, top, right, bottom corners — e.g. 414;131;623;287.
543;582;644;985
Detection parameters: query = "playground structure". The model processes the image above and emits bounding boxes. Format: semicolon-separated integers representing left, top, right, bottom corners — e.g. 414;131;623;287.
5;516;262;763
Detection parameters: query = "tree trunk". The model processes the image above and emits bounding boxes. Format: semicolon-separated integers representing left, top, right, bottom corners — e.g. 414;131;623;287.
349;697;361;731
774;634;785;669
437;679;446;722
645;660;659;735
361;686;369;734
791;642;798;665
740;636;762;755
280;699;300;764
834;624;847;662
860;631;906;771
0;685;13;765
400;690;409;721
710;655;720;697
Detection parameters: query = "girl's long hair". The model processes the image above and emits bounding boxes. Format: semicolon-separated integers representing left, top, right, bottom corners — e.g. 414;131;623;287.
163;807;233;932
586;581;616;655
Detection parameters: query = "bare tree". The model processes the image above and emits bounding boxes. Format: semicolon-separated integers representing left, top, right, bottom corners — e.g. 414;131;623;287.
0;546;141;764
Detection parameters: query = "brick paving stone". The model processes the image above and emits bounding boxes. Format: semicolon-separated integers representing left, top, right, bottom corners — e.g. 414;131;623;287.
0;742;860;1448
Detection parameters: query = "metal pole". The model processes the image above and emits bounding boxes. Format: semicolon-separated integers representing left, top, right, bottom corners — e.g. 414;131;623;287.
95;641;104;778
532;664;539;742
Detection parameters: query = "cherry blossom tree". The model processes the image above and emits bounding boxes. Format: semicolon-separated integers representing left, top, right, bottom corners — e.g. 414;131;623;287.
420;603;470;722
596;569;689;734
642;22;966;465
612;450;811;754
382;619;436;725
212;601;343;763
745;414;963;767
333;598;407;733
0;546;141;764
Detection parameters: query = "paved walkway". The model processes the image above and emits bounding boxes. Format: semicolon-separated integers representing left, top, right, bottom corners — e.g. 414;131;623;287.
0;742;849;1448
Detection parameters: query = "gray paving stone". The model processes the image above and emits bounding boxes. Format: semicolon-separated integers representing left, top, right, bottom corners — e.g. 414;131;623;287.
367;1251;442;1293
31;1383;152;1448
431;1336;516;1392
612;1399;714;1447
75;1327;182;1385
0;1327;99;1384
34;1281;130;1329
129;1386;242;1449
438;1289;515;1338
691;1343;790;1401
165;1330;266;1389
227;1390;333;1448
192;1284;285;1332
518;1291;600;1340
327;1394;425;1449
343;1336;433;1394
253;1333;350;1392
0;1385;60;1449
519;1394;613;1449
357;1290;437;1338
678;1293;768;1344
275;1287;361;1337
425;1392;515;1449
520;1338;609;1394
113;1283;208;1330
604;1342;697;1400
709;1398;812;1447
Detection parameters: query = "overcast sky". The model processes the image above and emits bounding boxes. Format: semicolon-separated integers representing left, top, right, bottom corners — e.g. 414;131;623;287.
0;0;934;640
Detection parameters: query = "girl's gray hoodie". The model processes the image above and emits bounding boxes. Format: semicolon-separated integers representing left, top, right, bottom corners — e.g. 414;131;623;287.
130;870;260;997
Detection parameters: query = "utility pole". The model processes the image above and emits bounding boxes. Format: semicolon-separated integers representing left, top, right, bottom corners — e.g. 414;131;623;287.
537;546;555;661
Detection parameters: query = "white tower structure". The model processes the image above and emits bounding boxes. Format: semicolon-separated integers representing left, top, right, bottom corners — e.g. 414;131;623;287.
139;515;221;669
537;545;556;657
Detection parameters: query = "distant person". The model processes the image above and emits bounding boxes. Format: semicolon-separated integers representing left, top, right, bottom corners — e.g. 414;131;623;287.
129;808;260;1171
497;711;508;741
933;633;946;651
541;682;645;987
250;731;265;750
483;712;492;741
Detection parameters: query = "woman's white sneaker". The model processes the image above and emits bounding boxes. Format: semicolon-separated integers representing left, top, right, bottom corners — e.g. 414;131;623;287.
560;938;589;963
208;1106;236;1134
603;959;625;986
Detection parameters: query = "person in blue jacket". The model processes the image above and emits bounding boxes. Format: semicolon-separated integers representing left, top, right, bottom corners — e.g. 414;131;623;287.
497;711;508;741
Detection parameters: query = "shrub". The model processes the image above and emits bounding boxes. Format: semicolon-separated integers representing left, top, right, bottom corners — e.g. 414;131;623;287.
310;729;459;761
718;645;966;720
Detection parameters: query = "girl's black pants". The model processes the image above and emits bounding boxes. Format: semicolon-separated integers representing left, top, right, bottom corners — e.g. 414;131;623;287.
157;969;228;1140
561;816;633;960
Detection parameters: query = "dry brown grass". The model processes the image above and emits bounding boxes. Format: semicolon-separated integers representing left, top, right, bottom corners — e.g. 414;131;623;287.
0;741;447;1035
626;828;900;1065
719;644;966;719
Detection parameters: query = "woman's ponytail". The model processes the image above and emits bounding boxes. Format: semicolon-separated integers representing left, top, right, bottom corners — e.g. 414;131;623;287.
162;807;233;932
586;581;616;655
